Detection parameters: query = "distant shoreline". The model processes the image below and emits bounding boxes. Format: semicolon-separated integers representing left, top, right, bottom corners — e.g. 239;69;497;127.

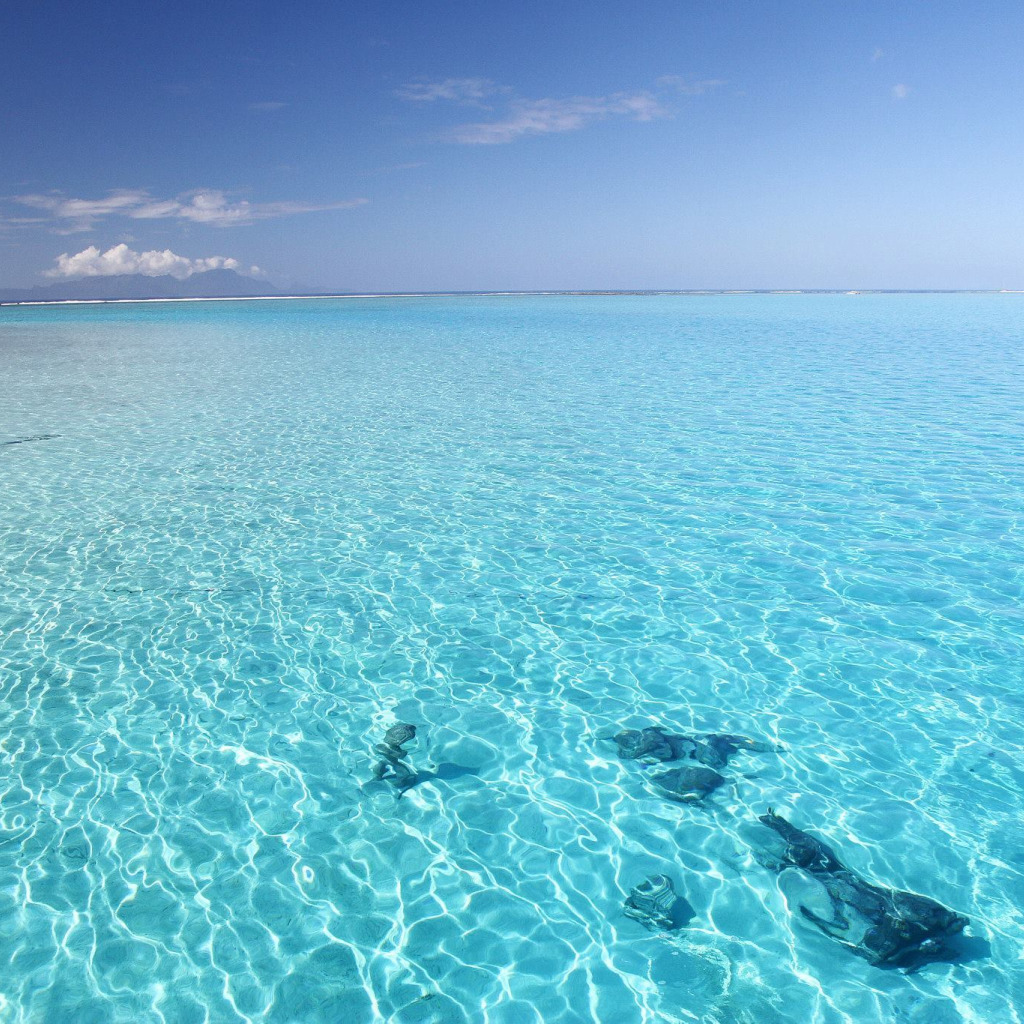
2;289;1023;308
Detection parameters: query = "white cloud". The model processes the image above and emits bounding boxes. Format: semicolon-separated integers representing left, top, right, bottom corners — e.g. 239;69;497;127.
12;189;367;231
871;48;885;62
249;101;288;111
892;83;910;99
395;78;505;104
445;91;667;145
43;244;259;280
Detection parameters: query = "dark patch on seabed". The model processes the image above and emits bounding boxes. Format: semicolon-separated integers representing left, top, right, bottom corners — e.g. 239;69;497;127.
1;433;61;447
650;765;728;803
361;714;982;975
614;724;778;807
608;720;980;971
614;725;777;770
757;809;977;971
366;722;480;800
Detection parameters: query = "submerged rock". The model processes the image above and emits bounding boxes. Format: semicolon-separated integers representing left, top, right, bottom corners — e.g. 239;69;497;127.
367;724;483;800
371;722;419;795
1;433;60;448
650;766;728;803
615;727;690;763
623;874;693;931
615;726;775;769
382;723;417;749
758;809;970;970
693;733;776;770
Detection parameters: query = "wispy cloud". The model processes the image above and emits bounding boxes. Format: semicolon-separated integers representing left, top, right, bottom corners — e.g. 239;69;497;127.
445;92;667;144
43;243;261;280
397;75;722;145
18;190;150;230
892;83;910;99
655;75;727;96
871;47;885;62
10;189;368;232
130;191;367;226
249;101;288;111
372;161;427;174
395;78;507;105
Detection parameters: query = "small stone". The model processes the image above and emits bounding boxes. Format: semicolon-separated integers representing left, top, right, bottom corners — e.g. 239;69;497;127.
624;874;690;931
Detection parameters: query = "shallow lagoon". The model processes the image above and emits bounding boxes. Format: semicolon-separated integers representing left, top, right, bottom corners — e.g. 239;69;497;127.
0;295;1021;1022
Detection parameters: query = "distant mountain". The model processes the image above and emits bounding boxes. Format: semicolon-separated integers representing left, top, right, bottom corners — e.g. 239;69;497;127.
0;269;279;303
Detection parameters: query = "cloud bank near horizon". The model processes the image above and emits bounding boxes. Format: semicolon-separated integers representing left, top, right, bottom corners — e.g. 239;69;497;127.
12;189;368;232
44;244;261;280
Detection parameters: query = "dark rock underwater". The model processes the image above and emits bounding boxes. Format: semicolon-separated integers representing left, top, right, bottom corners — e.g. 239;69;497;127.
757;809;969;970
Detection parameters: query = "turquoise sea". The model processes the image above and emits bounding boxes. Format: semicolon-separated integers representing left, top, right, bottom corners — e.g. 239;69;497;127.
0;294;1021;1023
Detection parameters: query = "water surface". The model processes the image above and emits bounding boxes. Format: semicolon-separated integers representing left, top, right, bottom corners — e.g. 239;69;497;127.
1;295;1021;1022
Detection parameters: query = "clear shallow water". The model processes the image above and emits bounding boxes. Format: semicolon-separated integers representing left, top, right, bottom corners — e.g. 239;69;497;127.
0;294;1021;1024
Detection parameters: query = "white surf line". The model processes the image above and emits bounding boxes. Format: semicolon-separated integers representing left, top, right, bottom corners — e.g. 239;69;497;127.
0;291;591;307
0;292;464;307
1;289;1016;308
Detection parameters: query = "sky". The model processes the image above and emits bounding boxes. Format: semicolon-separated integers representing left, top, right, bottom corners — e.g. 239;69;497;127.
2;0;1023;291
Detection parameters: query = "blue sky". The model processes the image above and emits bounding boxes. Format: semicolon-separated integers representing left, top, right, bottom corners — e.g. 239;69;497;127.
2;0;1022;290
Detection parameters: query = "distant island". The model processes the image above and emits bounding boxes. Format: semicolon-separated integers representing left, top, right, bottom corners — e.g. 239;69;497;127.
0;268;280;304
